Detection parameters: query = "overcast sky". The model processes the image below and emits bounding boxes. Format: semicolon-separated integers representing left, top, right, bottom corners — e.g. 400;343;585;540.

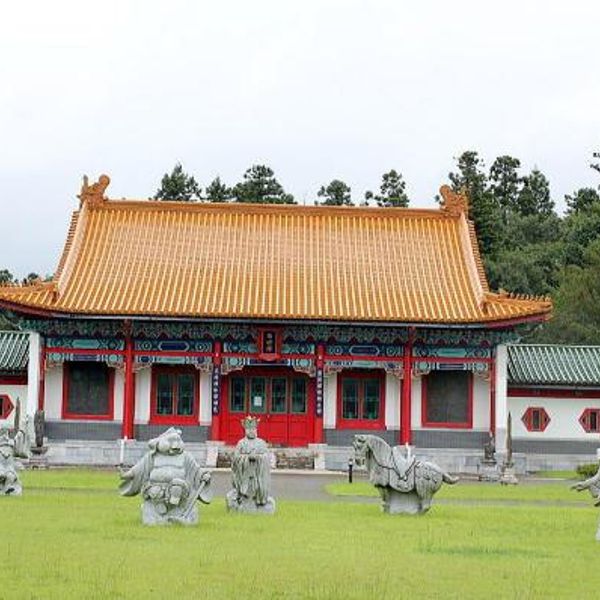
1;0;599;277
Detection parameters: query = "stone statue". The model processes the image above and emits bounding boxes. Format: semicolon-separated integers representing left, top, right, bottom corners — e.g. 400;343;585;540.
119;427;212;525
226;416;276;514
353;434;458;514
483;433;496;463
0;426;30;496
571;457;600;541
478;431;500;482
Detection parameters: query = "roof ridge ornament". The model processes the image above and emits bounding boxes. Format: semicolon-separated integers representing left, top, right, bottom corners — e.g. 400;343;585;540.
78;174;110;207
440;185;469;217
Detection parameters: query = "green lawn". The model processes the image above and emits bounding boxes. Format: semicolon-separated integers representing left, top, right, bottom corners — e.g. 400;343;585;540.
2;470;599;599
326;479;589;503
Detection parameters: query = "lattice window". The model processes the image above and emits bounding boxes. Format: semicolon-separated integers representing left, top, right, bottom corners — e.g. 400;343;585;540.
521;407;550;432
579;408;600;433
0;394;15;419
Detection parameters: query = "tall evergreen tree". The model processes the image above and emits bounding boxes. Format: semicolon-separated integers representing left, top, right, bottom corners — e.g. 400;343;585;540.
317;180;353;206
0;269;14;284
565;187;600;214
232;165;295;204
154;163;202;202
517;169;554;216
488;155;522;222
448;151;503;257
205;177;232;202
365;169;409;207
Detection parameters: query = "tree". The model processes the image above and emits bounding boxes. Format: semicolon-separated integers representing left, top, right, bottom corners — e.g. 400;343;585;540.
365;170;409;207
205;177;232;202
0;269;14;284
488;155;522;222
531;239;600;344
565;187;600;214
22;273;40;284
317;180;352;206
517;169;554;216
154;163;202;202
448;151;503;258
561;202;600;266
232;165;295;204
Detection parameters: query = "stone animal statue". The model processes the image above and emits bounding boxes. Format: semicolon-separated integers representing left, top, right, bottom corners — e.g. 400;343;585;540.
353;434;458;514
226;416;275;514
119;427;212;525
0;427;30;496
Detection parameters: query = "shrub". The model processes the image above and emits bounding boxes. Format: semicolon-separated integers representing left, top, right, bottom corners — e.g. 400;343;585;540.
576;463;599;479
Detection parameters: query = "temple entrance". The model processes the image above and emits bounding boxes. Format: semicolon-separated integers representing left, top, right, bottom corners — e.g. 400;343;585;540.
221;367;315;447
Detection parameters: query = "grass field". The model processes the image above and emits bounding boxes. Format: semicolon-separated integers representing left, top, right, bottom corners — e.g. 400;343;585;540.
1;470;599;599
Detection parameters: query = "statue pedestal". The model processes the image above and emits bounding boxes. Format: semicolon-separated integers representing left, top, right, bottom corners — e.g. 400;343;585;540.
226;490;276;514
383;490;427;515
477;460;500;482
499;465;518;485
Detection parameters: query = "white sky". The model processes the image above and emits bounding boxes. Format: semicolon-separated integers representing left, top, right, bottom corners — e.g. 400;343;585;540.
1;0;599;277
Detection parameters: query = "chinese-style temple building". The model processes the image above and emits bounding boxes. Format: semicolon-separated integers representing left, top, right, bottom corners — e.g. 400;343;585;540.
0;175;555;468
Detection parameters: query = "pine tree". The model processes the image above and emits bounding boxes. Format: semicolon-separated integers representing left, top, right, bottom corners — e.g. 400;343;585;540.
517;169;554;216
488;155;522;222
365;170;409;207
317;180;352;206
565;188;600;214
232;165;295;204
448;151;503;258
205;177;232;202
154;163;202;202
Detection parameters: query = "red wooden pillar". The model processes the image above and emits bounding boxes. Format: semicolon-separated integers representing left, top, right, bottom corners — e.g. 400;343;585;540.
489;357;496;436
313;343;325;443
400;331;414;445
210;340;223;441
37;341;46;412
122;332;135;439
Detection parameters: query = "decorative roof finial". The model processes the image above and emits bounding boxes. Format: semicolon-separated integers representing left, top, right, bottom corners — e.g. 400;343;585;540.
78;174;110;206
440;185;469;217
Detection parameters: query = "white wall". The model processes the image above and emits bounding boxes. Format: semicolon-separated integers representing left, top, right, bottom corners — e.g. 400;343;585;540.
199;371;211;425
323;373;337;428
385;373;400;429
410;376;422;429
0;384;28;427
509;395;600;440
472;375;490;431
113;369;124;422
44;364;63;420
134;367;151;423
26;332;40;418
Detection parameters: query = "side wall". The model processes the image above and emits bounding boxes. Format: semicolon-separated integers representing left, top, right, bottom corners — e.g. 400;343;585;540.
509;391;600;454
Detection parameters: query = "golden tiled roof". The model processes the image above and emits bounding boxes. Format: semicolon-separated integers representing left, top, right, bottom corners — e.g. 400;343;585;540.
0;177;552;324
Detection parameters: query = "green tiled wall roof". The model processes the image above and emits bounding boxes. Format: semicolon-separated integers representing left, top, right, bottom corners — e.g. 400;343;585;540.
507;344;600;387
0;331;29;374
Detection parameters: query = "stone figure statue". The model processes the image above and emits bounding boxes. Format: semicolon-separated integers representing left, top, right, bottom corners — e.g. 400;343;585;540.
500;412;518;485
0;427;30;496
353;434;458;514
226;416;276;514
119;427;212;525
571;458;600;541
483;433;496;463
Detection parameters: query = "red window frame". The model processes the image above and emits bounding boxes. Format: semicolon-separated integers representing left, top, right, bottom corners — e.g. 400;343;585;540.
62;362;115;421
336;370;386;430
150;365;200;425
0;394;15;420
521;406;550;432
579;408;600;433
421;371;473;429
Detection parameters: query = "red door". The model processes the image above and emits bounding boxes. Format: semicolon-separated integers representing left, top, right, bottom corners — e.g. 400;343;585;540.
221;368;314;447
